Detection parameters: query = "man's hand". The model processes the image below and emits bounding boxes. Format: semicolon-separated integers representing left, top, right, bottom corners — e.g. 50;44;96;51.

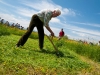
51;32;54;37
45;26;55;37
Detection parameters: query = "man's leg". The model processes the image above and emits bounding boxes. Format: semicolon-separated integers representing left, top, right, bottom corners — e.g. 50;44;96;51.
36;23;44;49
16;15;36;47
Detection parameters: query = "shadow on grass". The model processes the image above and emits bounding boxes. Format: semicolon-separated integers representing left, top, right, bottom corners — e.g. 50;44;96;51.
34;49;76;59
16;46;76;59
34;49;64;58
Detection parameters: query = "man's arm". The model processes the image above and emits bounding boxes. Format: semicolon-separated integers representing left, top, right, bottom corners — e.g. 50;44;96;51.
45;25;54;36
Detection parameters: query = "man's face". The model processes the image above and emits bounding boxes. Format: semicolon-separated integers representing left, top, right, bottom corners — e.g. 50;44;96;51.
53;11;60;17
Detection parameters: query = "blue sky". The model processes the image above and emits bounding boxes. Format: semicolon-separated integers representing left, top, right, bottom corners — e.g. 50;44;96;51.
0;0;100;43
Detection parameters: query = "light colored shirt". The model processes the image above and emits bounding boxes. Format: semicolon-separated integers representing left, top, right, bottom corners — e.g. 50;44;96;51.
37;9;52;26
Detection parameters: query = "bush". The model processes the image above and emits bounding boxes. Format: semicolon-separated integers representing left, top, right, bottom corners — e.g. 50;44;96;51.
0;25;10;36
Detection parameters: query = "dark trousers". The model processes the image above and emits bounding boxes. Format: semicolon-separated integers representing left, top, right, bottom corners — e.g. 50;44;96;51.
16;14;44;49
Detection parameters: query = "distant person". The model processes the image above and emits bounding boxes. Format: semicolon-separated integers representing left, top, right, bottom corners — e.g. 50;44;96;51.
58;28;64;40
16;8;61;50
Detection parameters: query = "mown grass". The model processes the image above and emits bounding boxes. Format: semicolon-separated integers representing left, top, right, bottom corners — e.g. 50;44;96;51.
0;24;100;75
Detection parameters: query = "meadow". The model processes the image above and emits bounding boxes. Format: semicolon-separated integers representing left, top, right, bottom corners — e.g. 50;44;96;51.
0;24;100;75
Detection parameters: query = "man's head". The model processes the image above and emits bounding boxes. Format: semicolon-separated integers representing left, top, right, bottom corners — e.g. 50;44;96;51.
52;8;61;17
61;28;63;31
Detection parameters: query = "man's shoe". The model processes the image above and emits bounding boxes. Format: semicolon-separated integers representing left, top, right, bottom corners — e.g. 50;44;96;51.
40;49;46;52
16;44;19;47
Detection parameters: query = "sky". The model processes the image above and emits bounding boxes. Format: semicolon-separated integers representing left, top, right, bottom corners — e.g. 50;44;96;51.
0;0;100;43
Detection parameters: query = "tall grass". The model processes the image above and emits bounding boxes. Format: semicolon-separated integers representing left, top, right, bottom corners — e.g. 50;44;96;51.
0;24;38;39
0;24;10;36
58;38;100;62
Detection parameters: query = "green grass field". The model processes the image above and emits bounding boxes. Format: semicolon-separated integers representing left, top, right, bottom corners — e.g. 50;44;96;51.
0;24;100;75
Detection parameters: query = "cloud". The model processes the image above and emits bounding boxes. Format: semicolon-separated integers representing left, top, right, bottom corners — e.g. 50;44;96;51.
44;27;60;36
22;0;56;10
0;0;16;8
0;13;29;28
18;0;76;25
71;31;100;43
72;31;85;37
72;22;100;28
61;8;76;16
17;7;37;17
67;25;100;36
21;0;76;16
50;18;61;23
0;0;76;24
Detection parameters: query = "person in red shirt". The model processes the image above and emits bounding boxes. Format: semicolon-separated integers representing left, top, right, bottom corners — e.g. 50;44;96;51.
58;28;64;40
